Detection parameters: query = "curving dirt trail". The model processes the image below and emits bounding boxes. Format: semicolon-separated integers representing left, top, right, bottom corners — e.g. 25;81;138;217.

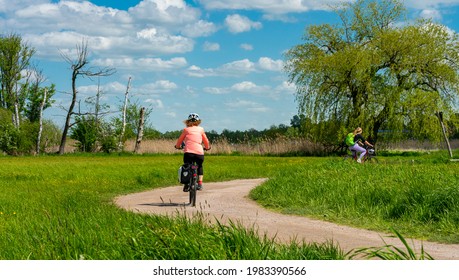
114;178;459;260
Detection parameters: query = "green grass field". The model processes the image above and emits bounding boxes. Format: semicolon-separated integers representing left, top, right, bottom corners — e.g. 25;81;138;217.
0;152;458;259
251;154;459;244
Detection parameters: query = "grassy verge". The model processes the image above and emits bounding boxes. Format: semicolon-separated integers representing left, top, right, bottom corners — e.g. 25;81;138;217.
250;151;459;244
0;154;345;260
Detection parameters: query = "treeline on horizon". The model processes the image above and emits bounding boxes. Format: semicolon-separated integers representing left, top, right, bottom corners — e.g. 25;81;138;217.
144;114;459;145
2;105;459;156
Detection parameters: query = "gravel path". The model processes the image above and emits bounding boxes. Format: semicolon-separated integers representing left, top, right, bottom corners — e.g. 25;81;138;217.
114;178;459;259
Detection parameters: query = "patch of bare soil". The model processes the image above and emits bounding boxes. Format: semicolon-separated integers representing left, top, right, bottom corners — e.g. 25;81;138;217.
114;179;459;259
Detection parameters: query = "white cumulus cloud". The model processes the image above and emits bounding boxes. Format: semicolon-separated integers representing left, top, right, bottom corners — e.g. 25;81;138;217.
93;57;187;71
182;20;218;37
203;41;220;51
185;57;283;78
145;98;165;109
240;43;254;50
257;57;283;71
198;0;343;14
419;9;443;20
225;99;269;112
0;0;212;61
231;81;258;91
128;0;200;25
225;14;262;33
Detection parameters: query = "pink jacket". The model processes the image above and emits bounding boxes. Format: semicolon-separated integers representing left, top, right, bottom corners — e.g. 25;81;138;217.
175;126;210;155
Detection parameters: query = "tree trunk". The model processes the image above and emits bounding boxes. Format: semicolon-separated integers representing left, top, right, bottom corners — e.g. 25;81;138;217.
14;102;20;127
12;83;20;127
134;107;145;154
436;112;453;158
36;88;47;155
95;78;100;123
118;76;131;151
59;71;78;155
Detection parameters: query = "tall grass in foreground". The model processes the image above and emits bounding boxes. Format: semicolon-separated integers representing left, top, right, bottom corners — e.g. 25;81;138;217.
250;154;459;244
351;229;434;260
0;154;345;260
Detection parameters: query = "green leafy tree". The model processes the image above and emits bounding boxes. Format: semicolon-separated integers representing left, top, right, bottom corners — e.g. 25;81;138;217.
0;35;59;155
113;100;152;142
161;130;182;139
96;119;118;153
285;0;459;144
35;119;61;153
24;83;55;123
0;108;59;155
143;126;161;140
0;33;35;126
70;116;99;152
70;115;120;153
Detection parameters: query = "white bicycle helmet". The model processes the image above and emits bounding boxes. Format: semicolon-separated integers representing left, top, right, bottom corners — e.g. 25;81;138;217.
187;113;200;122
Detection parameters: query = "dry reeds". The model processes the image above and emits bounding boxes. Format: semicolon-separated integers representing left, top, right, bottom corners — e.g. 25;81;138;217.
50;137;459;155
123;137;324;156
380;139;459;152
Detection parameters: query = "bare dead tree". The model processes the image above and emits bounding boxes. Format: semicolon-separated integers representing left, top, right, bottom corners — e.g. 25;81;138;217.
118;76;131;151
58;40;115;155
24;65;54;154
134;107;145;154
95;78;101;123
36;88;47;155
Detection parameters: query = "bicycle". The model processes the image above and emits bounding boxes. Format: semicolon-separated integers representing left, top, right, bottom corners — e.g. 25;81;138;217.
343;145;378;163
176;146;210;207
181;162;198;207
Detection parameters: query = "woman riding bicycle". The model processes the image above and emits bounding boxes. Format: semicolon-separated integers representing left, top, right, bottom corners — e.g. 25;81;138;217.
175;113;211;191
348;127;373;163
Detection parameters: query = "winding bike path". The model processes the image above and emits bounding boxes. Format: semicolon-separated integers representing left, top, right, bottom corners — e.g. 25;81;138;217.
114;178;459;259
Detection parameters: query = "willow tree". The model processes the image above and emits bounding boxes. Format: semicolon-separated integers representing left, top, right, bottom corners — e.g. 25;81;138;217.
285;0;459;144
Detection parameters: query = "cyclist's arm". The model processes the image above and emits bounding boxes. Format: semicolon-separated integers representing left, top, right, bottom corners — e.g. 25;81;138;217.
202;131;211;150
175;130;186;149
354;134;364;146
364;140;373;147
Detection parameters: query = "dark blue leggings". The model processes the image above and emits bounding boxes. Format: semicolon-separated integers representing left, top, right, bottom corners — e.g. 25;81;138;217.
183;153;204;176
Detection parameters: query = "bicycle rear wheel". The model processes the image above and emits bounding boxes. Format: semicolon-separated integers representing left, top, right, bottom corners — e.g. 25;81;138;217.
185;163;198;207
365;156;379;163
189;182;196;206
342;154;354;162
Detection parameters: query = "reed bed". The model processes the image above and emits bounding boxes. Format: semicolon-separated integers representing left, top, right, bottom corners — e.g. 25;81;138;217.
124;137;325;156
124;138;459;156
380;139;459;151
47;136;459;156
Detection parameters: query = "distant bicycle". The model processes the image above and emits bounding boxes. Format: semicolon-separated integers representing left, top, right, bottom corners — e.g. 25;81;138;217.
343;145;378;163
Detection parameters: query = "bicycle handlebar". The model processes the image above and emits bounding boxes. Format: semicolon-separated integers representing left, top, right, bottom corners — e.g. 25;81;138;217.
174;145;211;151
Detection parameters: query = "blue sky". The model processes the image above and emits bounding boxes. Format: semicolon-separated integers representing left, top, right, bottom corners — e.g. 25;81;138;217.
1;0;459;133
